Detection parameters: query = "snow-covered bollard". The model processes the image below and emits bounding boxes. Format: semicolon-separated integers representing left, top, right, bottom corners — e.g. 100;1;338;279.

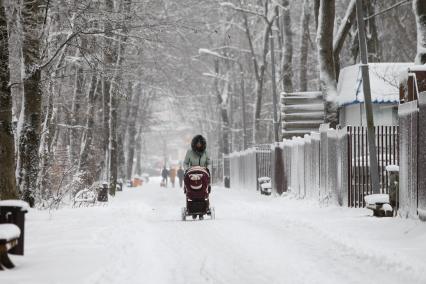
364;194;393;217
386;165;399;209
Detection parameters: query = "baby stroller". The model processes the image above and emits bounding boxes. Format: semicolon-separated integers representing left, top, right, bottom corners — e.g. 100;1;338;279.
181;166;215;220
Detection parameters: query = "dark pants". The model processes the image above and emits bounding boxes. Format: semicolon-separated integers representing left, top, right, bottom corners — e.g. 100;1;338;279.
178;178;183;188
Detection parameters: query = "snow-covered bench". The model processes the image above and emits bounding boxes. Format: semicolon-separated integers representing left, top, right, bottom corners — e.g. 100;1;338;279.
0;224;21;269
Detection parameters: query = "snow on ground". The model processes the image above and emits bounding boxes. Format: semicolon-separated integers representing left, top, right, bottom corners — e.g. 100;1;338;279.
3;177;426;284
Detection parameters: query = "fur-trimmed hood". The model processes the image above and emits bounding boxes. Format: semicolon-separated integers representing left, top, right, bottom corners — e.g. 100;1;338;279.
191;135;206;154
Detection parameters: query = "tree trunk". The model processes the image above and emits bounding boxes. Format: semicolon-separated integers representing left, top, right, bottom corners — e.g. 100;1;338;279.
299;0;311;92
317;0;338;128
134;126;143;176
281;0;293;93
108;0;131;195
414;0;426;64
70;38;87;165
314;0;320;31
126;83;140;180
78;72;99;187
253;22;273;144
0;1;18;200
18;0;44;206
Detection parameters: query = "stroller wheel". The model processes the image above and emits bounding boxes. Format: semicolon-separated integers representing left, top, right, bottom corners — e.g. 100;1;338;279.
192;215;197;220
181;207;187;221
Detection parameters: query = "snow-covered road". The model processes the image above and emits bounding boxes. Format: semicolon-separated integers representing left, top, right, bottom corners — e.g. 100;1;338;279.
3;178;426;284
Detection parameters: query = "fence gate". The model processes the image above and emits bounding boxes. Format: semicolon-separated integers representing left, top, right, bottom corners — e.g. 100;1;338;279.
347;126;399;207
255;145;272;189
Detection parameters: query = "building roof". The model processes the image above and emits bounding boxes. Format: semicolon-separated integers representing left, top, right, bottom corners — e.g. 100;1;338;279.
337;63;413;107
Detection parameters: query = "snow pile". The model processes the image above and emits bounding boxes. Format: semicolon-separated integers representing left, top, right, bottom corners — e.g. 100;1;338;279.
337;63;413;106
257;177;271;183
0;200;30;210
386;165;399;172
0;224;21;241
364;194;390;205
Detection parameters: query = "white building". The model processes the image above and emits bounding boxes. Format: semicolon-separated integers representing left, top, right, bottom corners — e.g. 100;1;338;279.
337;63;413;127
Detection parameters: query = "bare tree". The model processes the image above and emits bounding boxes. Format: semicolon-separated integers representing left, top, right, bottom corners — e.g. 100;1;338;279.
226;1;277;143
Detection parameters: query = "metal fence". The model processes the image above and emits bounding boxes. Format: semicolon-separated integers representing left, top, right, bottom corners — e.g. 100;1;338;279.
210;158;224;185
229;145;272;191
347;126;399;207
281;125;399;207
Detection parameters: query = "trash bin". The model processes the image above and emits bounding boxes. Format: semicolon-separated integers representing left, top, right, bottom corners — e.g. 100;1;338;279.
0;200;29;255
98;182;109;202
224;176;230;188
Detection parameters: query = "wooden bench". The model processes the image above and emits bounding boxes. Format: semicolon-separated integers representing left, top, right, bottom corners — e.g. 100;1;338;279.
0;224;20;270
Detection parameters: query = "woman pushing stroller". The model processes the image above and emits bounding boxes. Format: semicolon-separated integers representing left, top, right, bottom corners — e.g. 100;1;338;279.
181;135;214;220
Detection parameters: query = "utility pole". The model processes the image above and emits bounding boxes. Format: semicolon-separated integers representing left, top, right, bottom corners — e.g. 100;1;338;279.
356;0;380;194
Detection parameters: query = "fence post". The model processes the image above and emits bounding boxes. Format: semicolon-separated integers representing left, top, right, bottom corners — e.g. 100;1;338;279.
327;129;338;205
417;92;426;219
319;124;329;201
304;134;312;199
337;128;349;206
398;100;418;218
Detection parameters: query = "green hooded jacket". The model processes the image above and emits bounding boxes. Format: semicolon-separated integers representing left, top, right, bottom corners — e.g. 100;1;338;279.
184;134;210;169
183;149;210;170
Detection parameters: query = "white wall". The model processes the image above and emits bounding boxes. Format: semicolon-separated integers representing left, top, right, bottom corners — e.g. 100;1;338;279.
339;103;398;127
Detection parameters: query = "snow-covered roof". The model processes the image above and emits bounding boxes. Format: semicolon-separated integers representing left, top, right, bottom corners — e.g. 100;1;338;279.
337;63;413;107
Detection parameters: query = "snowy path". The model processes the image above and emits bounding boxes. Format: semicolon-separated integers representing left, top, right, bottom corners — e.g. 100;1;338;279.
3;178;426;284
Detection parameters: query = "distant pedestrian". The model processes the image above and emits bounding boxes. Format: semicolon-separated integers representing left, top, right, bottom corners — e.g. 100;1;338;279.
177;166;184;188
161;166;169;187
169;168;177;188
